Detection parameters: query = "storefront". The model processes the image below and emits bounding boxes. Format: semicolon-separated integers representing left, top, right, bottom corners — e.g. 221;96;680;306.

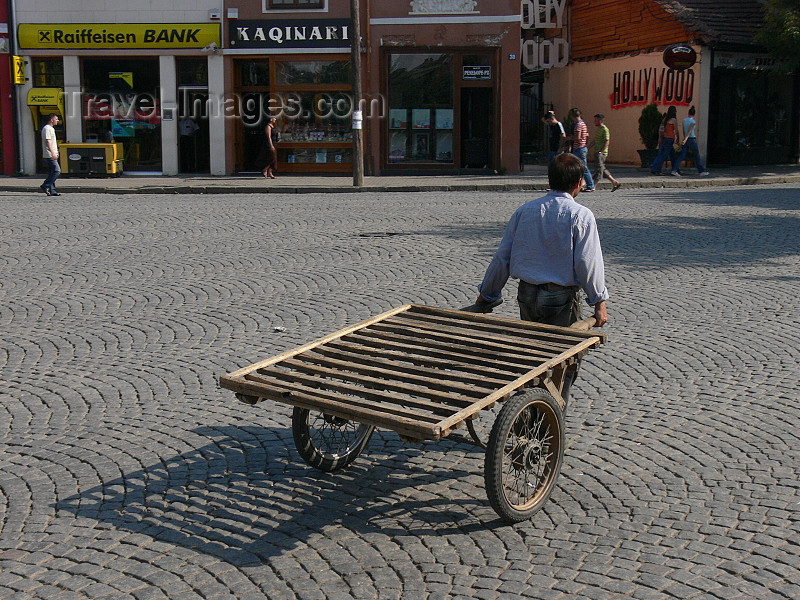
15;22;220;175
1;10;18;175
367;2;521;174
384;50;497;170
227;19;353;174
533;0;799;168
708;50;798;165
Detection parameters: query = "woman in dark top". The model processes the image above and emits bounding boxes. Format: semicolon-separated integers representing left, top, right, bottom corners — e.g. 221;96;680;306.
261;116;279;179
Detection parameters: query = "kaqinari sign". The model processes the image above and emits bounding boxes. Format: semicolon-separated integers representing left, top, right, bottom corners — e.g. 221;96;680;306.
18;24;220;49
229;19;350;49
609;67;696;109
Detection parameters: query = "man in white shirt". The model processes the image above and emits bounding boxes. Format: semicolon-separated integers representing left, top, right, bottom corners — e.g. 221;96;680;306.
40;113;61;196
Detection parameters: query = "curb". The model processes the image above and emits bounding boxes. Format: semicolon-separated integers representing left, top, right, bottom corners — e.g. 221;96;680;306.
0;174;798;195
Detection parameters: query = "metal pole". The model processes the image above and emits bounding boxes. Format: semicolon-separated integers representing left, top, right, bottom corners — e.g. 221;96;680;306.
350;0;364;187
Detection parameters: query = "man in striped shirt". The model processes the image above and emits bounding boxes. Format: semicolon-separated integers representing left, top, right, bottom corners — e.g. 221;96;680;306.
568;108;595;192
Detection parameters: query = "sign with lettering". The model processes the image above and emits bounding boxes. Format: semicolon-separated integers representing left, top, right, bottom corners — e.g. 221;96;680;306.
714;51;778;70
462;66;491;80
230;20;350;49
12;55;26;84
609;68;695;109
18;24;220;49
520;0;569;70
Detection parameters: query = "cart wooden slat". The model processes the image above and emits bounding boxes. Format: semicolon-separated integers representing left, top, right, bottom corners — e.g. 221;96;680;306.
219;304;606;442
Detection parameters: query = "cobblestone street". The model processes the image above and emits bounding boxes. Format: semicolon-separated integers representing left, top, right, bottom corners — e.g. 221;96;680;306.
1;184;799;599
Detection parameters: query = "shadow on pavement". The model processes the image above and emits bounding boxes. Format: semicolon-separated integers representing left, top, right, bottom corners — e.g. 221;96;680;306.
56;424;501;567
601;188;800;268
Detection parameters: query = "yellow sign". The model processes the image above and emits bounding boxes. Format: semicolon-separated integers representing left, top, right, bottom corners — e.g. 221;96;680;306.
26;87;65;118
109;71;134;88
12;55;26;84
18;23;221;49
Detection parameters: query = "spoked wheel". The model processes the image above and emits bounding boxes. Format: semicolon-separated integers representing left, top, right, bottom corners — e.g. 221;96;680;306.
484;388;565;522
292;407;375;472
466;400;504;448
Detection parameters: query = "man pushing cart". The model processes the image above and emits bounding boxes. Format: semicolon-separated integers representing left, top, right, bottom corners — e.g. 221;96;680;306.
219;154;609;522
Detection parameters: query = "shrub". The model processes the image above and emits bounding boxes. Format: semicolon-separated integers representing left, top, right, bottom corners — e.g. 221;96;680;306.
638;103;663;150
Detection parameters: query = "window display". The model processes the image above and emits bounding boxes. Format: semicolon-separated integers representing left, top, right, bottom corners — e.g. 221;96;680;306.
235;58;353;172
82;58;161;172
387;53;453;164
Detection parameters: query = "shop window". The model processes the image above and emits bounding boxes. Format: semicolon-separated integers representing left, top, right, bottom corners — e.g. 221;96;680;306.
387;53;453;164
32;59;64;88
239;61;270;87
82;58;161;171
275;60;350;85
177;59;208;86
235;58;352;172
268;0;324;8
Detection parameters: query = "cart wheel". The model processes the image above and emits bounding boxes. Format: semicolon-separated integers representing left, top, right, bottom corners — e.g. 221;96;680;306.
484;388;564;522
466;400;503;448
292;407;375;472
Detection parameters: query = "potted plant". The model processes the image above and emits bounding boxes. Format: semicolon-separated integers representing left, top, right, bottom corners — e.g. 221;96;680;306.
637;103;662;167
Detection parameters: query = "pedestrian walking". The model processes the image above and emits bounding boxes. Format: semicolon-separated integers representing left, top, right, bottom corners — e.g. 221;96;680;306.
471;153;609;405
590;114;621;191
40;113;61;197
567;108;595;192
260;116;279;179
542;110;566;162
650;105;681;175
671;106;710;176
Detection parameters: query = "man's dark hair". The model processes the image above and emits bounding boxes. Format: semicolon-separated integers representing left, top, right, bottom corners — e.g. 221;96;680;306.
47;113;59;121
569;107;581;118
548;153;585;192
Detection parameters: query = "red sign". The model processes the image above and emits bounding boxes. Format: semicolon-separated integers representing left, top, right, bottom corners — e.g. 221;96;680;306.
609;68;695;109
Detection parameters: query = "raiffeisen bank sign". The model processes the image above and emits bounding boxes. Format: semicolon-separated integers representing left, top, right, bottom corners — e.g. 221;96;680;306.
18;23;221;49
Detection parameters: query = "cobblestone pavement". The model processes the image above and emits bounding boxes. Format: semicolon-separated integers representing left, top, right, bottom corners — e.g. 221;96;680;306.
1;184;799;600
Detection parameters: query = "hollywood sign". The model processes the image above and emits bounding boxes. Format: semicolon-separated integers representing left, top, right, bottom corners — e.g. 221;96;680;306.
520;0;569;70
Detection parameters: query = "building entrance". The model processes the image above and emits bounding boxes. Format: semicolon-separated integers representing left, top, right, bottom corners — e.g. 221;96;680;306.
178;88;210;173
460;87;493;169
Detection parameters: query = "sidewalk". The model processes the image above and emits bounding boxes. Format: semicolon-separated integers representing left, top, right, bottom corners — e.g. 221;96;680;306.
3;163;799;194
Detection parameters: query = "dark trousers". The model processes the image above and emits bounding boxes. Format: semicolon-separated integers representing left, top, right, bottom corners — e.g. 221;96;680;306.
43;158;61;192
517;281;581;406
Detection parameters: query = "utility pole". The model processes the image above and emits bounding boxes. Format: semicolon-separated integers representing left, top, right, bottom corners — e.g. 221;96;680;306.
350;0;364;187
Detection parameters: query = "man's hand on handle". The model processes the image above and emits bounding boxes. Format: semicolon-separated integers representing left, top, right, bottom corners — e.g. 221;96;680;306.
592;300;608;327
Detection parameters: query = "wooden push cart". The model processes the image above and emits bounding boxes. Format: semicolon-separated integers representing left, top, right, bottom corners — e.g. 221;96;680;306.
219;304;606;522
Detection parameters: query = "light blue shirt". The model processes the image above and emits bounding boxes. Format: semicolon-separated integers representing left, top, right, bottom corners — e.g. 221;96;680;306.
683;116;697;139
478;191;609;306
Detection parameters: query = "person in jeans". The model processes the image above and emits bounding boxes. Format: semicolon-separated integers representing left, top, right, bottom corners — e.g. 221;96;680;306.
567;107;595;192
671;106;710;176
650;105;681;175
40;113;61;196
590;113;621;191
472;153;609;406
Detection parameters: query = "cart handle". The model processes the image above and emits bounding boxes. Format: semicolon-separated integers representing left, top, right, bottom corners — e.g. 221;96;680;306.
570;317;597;331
